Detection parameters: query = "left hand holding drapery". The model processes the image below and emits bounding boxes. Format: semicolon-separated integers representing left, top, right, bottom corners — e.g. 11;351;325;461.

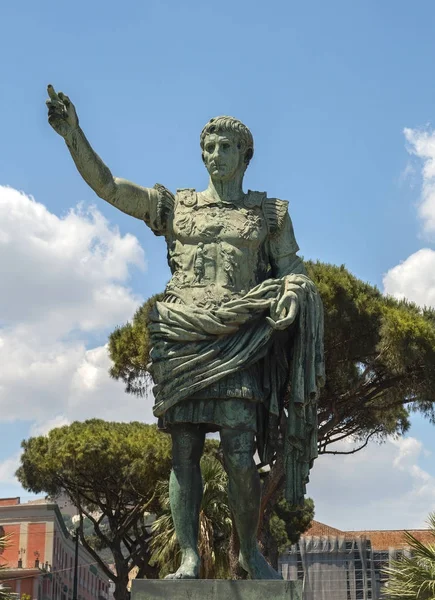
266;277;302;330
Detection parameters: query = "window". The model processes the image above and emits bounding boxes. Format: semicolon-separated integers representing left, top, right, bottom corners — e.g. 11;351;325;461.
373;551;390;583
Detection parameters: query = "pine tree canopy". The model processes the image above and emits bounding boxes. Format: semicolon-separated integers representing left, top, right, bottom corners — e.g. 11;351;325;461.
16;421;172;600
107;261;435;455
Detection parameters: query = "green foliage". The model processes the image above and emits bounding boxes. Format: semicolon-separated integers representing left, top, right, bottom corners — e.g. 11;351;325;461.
107;262;435;454
0;533;13;600
16;421;172;598
108;293;163;396
0;534;9;557
151;452;232;579
17;420;171;504
383;513;435;599
307;260;435;451
269;497;314;554
72;515;113;562
0;581;12;599
61;514;73;531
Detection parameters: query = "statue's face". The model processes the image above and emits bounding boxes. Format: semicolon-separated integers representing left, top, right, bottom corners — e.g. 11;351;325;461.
202;132;244;181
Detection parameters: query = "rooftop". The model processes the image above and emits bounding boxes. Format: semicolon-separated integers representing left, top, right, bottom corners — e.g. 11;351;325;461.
0;497;47;507
305;520;434;550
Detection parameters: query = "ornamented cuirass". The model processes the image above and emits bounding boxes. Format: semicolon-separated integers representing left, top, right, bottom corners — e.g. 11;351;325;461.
164;189;274;308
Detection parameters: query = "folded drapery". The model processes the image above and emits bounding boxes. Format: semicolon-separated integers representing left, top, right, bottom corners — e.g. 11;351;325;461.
148;274;325;506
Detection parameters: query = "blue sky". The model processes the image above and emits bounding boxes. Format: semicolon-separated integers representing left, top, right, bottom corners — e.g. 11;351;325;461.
1;0;435;527
3;0;435;285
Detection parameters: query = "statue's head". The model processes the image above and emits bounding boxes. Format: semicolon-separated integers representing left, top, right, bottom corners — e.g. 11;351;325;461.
200;116;254;181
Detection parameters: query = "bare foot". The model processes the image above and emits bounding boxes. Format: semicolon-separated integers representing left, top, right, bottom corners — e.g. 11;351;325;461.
164;550;200;580
239;548;283;580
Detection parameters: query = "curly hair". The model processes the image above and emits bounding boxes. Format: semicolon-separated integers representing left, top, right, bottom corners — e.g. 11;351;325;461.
200;116;254;169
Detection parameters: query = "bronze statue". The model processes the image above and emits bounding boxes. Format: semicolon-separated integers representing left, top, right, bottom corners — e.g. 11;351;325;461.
46;85;325;580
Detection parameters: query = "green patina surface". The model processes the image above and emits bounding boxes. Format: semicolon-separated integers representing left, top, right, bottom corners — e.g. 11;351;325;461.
46;87;324;580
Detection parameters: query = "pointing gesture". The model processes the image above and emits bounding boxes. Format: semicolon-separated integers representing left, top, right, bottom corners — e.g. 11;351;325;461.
44;83;156;222
46;84;79;138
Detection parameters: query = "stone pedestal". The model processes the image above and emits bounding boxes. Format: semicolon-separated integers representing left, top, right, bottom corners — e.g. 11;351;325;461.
131;579;302;600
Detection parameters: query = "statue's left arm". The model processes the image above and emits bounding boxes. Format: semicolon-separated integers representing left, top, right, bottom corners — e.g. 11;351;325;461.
269;211;307;278
268;207;325;507
266;200;308;330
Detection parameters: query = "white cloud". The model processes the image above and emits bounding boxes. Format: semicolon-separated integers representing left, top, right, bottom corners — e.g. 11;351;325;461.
398;161;416;187
0;185;153;427
383;127;435;308
383;248;435;307
351;125;435;530
67;344;154;423
308;436;435;530
404;127;435;233
391;436;423;469
0;453;21;485
30;416;71;437
0;186;144;338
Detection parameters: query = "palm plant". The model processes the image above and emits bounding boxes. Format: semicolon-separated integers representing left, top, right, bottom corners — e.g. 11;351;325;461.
0;532;12;600
383;513;435;599
151;454;232;579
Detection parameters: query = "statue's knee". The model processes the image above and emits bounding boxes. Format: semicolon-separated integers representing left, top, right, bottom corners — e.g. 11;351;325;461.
220;429;255;475
171;425;204;467
172;449;202;469
224;450;255;477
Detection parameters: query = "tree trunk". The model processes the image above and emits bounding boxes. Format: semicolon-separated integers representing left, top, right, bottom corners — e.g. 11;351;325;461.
137;559;160;580
262;522;279;570
258;464;285;540
135;539;160;580
258;458;285;535
112;549;130;600
259;503;280;570
113;573;130;600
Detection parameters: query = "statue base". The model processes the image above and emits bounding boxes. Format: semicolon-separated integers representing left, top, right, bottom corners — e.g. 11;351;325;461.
131;579;302;600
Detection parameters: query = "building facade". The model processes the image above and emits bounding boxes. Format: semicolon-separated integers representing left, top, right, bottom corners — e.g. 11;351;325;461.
0;498;110;600
279;520;433;600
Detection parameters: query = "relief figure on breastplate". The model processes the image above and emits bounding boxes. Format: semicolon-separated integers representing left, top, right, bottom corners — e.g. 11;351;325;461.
175;211;196;237
193;288;219;310
46;88;325;582
192;242;205;283
166;242;188;292
195;210;224;241
221;245;237;288
240;210;263;240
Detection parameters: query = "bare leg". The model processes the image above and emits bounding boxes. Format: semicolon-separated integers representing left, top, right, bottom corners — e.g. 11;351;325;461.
165;424;205;580
220;428;282;579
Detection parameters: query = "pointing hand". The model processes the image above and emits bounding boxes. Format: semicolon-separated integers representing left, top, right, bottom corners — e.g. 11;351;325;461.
46;84;79;138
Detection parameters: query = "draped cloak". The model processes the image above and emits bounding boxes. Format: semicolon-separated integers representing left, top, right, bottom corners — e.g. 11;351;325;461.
148;273;325;506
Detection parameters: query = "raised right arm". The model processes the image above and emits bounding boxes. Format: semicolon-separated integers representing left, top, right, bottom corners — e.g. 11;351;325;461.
64;126;154;219
46;85;154;221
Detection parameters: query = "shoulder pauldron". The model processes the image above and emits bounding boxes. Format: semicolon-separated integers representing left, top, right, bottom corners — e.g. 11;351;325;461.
256;193;289;235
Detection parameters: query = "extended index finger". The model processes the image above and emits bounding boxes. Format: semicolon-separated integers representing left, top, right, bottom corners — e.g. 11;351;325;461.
47;84;58;101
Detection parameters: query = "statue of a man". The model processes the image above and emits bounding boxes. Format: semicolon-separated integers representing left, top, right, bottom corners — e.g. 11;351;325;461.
46;85;325;580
